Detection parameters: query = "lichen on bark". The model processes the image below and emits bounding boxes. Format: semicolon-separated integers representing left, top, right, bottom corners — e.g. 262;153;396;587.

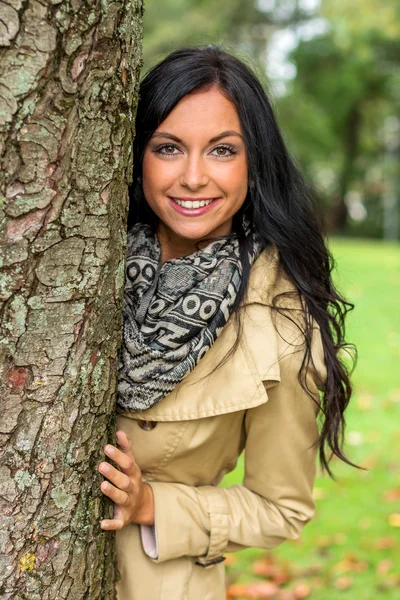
0;0;144;598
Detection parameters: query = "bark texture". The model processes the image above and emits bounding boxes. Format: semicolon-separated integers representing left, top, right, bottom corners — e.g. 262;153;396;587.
0;1;143;598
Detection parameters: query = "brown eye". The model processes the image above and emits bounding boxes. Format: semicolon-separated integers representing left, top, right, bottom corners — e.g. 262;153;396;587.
153;144;180;157
212;145;237;157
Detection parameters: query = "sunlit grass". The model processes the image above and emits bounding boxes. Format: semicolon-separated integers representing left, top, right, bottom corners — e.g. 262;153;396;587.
222;238;400;599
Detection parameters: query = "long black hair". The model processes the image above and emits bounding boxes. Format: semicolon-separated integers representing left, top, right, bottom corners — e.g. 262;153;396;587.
128;44;358;478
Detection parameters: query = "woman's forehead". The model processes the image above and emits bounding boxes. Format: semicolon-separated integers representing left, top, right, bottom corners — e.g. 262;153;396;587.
153;89;243;140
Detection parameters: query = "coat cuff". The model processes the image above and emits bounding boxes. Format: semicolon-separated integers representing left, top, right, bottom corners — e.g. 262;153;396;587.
194;486;229;567
146;482;229;565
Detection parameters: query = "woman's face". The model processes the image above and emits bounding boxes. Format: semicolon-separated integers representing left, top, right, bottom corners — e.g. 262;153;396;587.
142;85;248;259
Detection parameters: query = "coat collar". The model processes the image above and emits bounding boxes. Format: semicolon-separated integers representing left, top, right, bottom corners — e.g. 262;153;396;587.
118;245;285;422
244;243;281;306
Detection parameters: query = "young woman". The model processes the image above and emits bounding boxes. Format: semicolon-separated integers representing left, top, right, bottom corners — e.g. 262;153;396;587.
97;45;356;600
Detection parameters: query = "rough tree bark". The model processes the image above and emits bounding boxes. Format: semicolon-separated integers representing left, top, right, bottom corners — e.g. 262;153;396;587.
0;1;143;598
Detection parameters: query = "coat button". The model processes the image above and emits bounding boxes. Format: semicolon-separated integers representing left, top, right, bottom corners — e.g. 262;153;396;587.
138;420;157;430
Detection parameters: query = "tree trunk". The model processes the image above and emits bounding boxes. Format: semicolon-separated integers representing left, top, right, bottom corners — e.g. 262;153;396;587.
0;1;143;598
328;104;362;232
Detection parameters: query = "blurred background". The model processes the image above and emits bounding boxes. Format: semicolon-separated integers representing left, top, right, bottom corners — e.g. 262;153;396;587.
142;1;400;598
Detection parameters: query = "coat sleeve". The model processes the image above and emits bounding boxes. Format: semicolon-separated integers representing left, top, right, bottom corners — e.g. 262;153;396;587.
141;318;326;565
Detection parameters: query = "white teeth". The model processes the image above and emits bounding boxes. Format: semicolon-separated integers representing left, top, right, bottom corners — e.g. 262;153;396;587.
173;198;214;209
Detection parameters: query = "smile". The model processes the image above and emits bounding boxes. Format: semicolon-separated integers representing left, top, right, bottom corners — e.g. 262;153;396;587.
168;196;221;216
173;198;215;209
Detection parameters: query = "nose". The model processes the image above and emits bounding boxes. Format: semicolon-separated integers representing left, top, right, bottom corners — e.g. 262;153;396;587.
179;154;209;190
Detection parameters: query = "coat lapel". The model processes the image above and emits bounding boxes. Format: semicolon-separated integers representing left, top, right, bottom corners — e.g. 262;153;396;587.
120;245;283;422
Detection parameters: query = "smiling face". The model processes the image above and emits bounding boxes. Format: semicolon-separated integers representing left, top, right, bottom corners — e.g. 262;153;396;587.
141;85;248;262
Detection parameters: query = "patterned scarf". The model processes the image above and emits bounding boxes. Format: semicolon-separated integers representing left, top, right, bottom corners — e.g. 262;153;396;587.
117;218;263;412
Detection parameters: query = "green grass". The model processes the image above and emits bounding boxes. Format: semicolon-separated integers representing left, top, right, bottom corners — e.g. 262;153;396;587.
221;238;400;599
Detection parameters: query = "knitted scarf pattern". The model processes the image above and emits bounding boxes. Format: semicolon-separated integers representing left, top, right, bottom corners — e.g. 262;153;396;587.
117;219;263;412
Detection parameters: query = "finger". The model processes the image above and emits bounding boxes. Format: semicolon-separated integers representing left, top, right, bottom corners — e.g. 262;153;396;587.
98;461;132;492
100;480;128;506
116;430;137;467
100;518;124;531
104;444;137;473
116;429;132;452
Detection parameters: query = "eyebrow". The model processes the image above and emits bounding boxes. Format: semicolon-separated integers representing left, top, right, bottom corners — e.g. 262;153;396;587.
150;130;244;144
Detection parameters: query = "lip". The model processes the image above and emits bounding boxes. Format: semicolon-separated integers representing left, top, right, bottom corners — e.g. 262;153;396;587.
168;196;221;217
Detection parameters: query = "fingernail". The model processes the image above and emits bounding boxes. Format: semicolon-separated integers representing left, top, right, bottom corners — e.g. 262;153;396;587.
105;445;114;454
99;463;109;474
101;482;109;491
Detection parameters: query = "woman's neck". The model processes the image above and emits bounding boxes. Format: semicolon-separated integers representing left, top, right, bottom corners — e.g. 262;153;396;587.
156;220;233;265
157;227;210;265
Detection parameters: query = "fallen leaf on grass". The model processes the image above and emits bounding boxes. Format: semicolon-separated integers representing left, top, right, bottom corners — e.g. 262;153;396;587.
252;560;292;585
277;591;296;600
335;577;353;590
292;582;311;598
375;536;396;549
388;513;400;527
383;489;400;502
333;553;369;573
295;565;322;578
277;583;312;600
377;559;393;574
226;581;279;598
317;550;331;559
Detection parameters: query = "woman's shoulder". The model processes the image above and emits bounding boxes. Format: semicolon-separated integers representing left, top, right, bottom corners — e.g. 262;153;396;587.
242;243;327;390
245;243;299;308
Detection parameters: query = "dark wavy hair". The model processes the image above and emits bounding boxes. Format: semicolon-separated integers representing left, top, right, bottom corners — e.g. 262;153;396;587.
127;44;358;478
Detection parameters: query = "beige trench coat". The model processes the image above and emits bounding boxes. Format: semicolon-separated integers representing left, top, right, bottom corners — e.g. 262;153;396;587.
115;245;327;600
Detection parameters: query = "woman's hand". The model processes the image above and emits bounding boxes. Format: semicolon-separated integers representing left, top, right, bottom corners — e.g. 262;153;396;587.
98;429;154;530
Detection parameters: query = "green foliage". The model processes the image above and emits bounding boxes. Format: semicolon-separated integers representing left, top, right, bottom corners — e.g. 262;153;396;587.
142;0;269;71
279;1;399;235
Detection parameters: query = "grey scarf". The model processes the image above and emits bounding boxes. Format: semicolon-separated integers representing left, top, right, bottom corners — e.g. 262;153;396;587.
117;219;263;412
